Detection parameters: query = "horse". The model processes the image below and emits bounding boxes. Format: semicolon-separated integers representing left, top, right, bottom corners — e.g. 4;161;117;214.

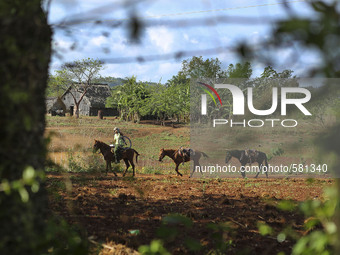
158;148;209;177
93;140;140;176
225;149;269;178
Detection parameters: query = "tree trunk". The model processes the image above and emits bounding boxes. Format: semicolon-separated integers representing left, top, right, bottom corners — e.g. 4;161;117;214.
0;0;51;254
135;112;141;123
176;114;180;123
75;102;80;118
98;110;103;119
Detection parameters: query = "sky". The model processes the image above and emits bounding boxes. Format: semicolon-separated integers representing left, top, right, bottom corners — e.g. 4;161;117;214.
47;0;318;83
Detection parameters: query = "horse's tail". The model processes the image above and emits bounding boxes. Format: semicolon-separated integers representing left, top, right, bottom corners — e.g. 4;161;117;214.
133;149;140;163
201;152;209;158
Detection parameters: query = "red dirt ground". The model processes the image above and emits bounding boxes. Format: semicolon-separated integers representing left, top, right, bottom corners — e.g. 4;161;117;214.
46;173;333;254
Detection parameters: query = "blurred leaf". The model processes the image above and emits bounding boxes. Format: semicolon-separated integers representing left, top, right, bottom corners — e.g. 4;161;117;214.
162;214;193;228
277;233;286;243
156;225;178;240
184;237;202;252
257;222;273;236
277;200;296;211
304;217;320;230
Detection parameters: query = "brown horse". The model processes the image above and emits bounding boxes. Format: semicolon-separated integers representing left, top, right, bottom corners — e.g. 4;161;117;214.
93;140;139;176
158;148;209;177
225;149;268;178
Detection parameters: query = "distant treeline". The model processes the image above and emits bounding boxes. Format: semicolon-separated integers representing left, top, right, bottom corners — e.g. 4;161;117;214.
104;57;300;124
48;56;339;124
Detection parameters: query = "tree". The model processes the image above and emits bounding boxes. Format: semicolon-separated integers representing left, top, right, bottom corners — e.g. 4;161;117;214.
226;62;253;78
107;76;150;122
0;1;84;254
54;58;104;118
0;1;88;254
165;73;190;122
246;66;298;117
140;84;175;126
180;56;226;79
46;75;65;97
0;1;51;253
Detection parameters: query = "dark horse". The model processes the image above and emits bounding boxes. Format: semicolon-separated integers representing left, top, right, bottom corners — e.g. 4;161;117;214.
158;148;209;177
93;140;140;176
225;150;268;178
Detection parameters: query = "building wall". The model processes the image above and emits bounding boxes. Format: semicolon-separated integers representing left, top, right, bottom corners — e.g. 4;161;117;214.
61;92;91;116
61;92;118;116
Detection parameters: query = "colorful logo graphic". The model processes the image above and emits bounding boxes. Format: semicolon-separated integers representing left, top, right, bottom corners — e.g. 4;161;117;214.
198;82;222;107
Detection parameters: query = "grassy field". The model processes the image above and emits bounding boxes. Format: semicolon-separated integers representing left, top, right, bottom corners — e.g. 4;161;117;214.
45;115;332;177
45;116;335;254
46;116;191;175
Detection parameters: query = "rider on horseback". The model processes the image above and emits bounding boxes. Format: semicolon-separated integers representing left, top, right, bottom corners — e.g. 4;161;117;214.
113;127;126;164
178;146;194;165
241;149;257;165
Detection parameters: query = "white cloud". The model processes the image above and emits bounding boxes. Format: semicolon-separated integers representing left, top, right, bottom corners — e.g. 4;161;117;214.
49;0;312;83
89;35;108;47
183;33;189;41
190;39;199;44
183;33;199;44
54;39;73;49
147;26;174;53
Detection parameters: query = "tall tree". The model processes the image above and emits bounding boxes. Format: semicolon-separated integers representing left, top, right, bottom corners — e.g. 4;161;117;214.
165;73;190;122
0;1;88;254
46;75;66;97
107;76;150;122
180;56;226;79
226;62;253;78
0;0;51;253
55;58;104;118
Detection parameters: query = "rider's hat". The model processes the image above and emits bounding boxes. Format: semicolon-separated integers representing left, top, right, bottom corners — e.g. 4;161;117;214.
114;127;119;132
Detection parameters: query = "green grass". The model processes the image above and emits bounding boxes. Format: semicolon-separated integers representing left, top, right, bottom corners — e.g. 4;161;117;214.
46;115;329;177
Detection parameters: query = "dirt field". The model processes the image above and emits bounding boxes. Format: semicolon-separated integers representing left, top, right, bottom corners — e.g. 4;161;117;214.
45;116;334;254
46;172;332;254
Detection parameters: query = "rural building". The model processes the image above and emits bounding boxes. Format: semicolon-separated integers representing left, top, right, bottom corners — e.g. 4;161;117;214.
46;83;118;116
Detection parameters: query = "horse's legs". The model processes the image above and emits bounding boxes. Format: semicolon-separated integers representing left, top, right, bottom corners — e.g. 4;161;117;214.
255;160;268;178
175;163;183;177
255;163;261;178
112;161;117;177
108;160;117;176
240;164;246;178
122;159;130;177
264;162;268;178
106;160;109;175
130;159;135;177
190;162;195;178
190;160;202;178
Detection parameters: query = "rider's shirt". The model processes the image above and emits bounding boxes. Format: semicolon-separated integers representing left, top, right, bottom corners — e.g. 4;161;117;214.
114;133;125;146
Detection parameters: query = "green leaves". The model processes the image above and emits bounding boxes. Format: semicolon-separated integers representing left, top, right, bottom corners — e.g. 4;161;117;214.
162;214;193;228
277;200;296;211
258;222;273;236
272;1;340;77
291;186;338;255
181;56;226;79
107;75;190;123
139;240;171;255
0;166;44;203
